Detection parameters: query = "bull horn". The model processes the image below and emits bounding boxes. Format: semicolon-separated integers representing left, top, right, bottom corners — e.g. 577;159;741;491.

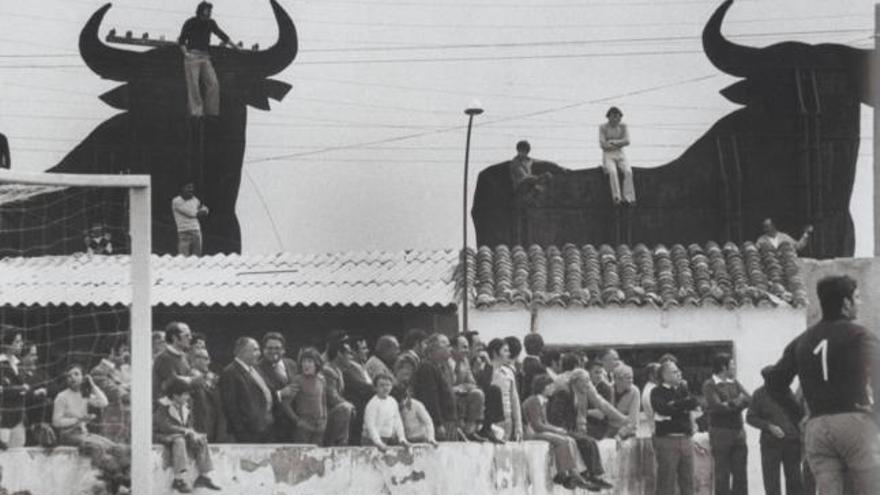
241;0;298;77
702;0;760;77
79;3;138;82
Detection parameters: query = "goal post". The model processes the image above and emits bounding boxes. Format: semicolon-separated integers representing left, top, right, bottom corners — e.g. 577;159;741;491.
0;170;151;494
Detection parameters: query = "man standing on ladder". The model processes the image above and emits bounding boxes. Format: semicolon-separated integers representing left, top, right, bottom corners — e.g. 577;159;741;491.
179;2;239;119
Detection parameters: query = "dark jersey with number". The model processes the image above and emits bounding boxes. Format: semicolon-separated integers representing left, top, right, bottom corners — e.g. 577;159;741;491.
768;319;880;418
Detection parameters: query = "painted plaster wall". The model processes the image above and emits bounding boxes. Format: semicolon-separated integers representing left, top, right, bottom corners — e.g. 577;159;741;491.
471;305;806;495
0;438;713;495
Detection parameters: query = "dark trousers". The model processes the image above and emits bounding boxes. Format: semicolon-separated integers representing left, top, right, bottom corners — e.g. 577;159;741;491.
571;432;604;476
234;428;273;444
709;427;748;495
760;438;803;495
654;435;695;495
480;384;504;432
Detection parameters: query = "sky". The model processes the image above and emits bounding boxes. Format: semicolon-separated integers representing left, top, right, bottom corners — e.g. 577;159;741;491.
1;0;876;256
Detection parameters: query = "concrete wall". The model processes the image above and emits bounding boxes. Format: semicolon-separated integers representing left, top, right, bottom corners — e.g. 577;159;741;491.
472;304;806;495
799;257;880;331
0;438;713;495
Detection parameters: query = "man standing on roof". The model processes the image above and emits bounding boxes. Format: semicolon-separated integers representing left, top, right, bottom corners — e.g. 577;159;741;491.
599;107;635;205
179;2;239;118
0;132;9;169
172;180;209;256
757;218;813;252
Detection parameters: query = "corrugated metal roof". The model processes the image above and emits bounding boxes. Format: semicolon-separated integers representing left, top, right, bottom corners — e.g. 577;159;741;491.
457;242;808;309
0;250;458;307
0;184;67;206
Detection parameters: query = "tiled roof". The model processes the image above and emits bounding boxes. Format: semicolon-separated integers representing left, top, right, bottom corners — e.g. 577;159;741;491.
457;242;807;309
0;250;457;307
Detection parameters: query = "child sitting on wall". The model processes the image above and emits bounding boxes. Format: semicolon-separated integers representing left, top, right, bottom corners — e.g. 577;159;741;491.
363;373;410;452
154;377;220;493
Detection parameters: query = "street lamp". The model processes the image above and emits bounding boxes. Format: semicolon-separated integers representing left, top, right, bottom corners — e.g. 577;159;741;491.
462;102;483;335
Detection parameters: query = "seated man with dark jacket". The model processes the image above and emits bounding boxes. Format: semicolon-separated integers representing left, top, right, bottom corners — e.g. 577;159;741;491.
155;378;220;493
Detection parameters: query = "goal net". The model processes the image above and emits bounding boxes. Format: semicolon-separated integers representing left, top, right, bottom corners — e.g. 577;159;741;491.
0;171;151;495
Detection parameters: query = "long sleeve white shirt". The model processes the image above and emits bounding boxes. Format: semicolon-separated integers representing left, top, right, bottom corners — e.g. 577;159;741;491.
363;394;406;445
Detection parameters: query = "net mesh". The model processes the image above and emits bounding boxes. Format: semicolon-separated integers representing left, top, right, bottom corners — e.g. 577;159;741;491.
0;182;133;449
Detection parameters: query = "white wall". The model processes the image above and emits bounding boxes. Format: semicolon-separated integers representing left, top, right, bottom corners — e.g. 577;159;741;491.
474;305;805;392
473;304;807;495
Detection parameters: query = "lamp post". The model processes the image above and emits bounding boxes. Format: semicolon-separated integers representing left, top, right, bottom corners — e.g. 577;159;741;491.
462;103;483;334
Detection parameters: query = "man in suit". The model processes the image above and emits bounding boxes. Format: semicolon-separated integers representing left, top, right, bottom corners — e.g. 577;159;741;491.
450;334;486;441
190;347;227;443
153;322;194;402
219;337;276;443
327;335;374;445
257;332;298;442
0;325;44;448
703;353;751;495
365;335;399;383
91;338;131;443
413;333;457;441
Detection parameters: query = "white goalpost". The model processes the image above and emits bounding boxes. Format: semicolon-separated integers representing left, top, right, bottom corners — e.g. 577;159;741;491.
0;170;151;494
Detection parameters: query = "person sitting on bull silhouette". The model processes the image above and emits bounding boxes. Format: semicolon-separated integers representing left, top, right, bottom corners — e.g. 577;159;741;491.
599;106;635;206
178;2;240;118
510;140;567;205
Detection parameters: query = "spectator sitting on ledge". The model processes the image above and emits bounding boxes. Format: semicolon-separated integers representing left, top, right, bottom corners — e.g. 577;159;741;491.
154;377;221;493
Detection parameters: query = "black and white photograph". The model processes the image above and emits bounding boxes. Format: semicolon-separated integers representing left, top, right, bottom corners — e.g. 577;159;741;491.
1;0;879;493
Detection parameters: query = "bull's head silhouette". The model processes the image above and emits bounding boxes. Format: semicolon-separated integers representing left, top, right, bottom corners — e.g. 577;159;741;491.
704;0;873;109
53;0;299;254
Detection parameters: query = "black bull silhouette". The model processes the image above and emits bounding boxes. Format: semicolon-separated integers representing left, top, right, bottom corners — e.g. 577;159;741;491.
472;0;874;259
46;0;297;254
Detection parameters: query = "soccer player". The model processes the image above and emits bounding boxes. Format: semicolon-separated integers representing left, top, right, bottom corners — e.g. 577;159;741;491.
766;275;880;495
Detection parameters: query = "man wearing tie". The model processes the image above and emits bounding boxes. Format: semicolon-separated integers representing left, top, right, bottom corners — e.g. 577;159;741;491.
257;332;298;442
220;337;278;443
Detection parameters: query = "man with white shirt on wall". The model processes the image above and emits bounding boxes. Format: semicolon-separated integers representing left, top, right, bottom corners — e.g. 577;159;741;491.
171;181;209;256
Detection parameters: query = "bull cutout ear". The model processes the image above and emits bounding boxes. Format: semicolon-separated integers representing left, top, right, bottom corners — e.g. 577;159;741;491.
247;79;292;110
720;80;751;105
99;85;130;110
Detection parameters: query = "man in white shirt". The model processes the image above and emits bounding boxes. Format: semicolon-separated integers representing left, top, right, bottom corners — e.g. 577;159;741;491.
171;181;209;256
641;362;662;436
599;106;635;205
756;218;812;252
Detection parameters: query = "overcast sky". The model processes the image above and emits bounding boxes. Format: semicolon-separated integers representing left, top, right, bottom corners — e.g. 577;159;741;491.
1;0;875;255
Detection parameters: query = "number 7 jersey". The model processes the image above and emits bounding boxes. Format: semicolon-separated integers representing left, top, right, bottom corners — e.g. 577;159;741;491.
768;319;880;418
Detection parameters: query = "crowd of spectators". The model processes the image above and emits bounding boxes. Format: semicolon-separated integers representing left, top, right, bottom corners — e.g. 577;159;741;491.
148;323;657;492
0;317;822;494
0;325;132;493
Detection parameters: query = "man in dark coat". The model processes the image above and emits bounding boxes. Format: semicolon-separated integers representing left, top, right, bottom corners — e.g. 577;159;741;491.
219;337;276;443
471;140;568;247
153;321;193;402
326;335;374;446
257;332;298;442
412;333;457;441
190;347;228;443
0;133;9;169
